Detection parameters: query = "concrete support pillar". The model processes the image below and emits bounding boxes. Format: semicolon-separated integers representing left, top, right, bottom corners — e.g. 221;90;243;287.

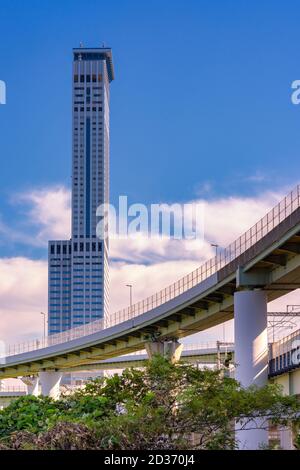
145;339;183;363
39;371;62;400
21;376;40;396
234;289;268;450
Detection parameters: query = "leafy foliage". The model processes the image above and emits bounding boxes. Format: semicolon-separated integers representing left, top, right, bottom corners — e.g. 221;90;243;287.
0;395;63;437
0;389;111;439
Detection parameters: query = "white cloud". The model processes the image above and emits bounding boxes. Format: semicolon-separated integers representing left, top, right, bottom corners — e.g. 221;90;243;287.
201;191;283;246
109;259;200;313
109;190;283;263
0;217;35;247
0;257;47;344
20;186;71;243
244;171;267;183
3;185;284;262
194;181;213;197
7;186;71;246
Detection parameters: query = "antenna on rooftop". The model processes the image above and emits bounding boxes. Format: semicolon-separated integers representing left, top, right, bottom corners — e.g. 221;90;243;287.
102;41;105;48
79;42;84;48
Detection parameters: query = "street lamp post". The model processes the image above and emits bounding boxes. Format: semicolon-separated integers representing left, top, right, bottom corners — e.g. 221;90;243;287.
40;312;47;342
210;243;225;341
216;341;221;370
126;284;133;309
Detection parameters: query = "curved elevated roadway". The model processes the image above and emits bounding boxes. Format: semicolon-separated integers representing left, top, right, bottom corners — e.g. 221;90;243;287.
1;186;300;379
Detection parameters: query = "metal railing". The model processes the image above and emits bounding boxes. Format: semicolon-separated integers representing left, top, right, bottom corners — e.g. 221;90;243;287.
4;185;300;359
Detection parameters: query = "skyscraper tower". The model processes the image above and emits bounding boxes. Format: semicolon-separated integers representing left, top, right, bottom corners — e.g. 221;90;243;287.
48;47;114;334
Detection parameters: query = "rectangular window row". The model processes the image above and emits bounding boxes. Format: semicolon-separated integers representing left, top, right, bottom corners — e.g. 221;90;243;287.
50;241;102;256
74;74;102;83
74;106;102;112
50;244;71;255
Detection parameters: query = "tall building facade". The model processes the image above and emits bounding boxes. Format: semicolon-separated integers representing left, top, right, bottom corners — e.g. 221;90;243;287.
48;48;114;334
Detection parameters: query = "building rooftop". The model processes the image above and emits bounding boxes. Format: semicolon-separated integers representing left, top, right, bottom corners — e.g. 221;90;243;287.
73;47;114;82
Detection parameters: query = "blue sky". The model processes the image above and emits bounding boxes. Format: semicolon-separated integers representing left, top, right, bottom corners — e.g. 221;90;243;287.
1;1;300;211
1;0;300;341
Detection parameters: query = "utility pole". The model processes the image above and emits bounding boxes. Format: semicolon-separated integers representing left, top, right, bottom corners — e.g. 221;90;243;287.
126;284;133;309
216;340;221;370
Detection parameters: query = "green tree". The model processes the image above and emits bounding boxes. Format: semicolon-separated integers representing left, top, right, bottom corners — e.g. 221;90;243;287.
90;356;300;449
